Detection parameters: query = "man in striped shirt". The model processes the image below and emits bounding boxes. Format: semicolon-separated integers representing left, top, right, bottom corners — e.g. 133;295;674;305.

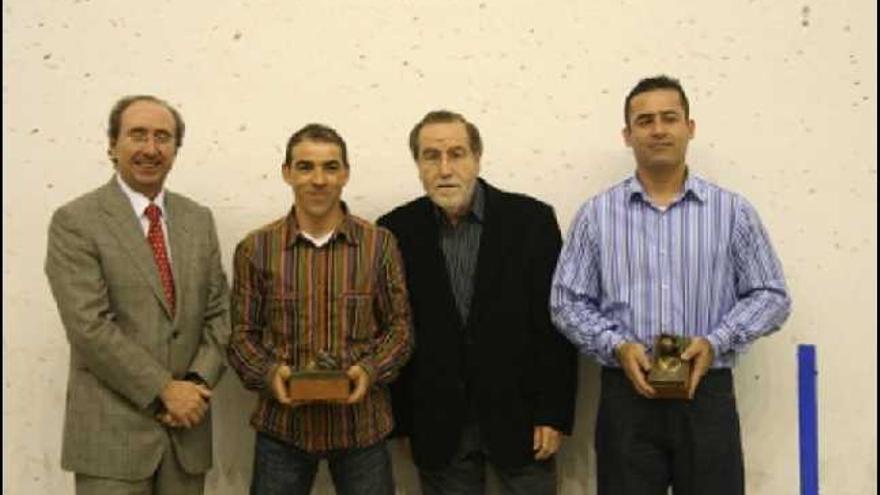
228;123;414;495
550;76;792;494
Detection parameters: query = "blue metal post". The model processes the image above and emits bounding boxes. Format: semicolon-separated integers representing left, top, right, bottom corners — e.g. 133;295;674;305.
798;344;819;495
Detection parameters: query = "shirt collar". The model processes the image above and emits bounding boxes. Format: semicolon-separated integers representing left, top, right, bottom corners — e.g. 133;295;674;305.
683;174;709;202
115;173;167;218
625;168;707;205
432;179;485;226
285;201;359;248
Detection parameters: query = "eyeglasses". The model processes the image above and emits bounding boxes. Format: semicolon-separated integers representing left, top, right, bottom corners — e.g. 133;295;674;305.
126;130;174;146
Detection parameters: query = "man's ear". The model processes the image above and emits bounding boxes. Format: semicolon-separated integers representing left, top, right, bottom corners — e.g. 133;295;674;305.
622;126;633;148
107;147;118;165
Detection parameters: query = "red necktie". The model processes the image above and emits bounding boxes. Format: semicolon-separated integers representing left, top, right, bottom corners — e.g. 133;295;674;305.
145;203;176;315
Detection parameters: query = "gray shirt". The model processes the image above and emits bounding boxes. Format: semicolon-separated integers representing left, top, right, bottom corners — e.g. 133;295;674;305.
435;182;485;324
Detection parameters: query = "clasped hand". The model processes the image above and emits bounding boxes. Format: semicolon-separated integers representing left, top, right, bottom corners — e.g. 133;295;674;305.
156;380;212;428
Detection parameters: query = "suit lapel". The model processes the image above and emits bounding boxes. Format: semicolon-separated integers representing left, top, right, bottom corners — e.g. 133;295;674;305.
465;181;507;331
165;192;190;323
413;198;464;330
98;179;174;318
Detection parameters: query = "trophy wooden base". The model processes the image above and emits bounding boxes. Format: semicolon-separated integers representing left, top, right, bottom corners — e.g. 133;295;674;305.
288;370;350;401
647;358;691;400
650;381;691;400
648;333;692;400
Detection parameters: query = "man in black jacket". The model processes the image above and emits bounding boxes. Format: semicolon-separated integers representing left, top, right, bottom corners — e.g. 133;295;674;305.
378;110;578;494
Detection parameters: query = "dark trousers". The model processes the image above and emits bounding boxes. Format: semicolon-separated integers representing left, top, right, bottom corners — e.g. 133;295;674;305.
251;432;394;495
596;368;744;495
418;423;557;495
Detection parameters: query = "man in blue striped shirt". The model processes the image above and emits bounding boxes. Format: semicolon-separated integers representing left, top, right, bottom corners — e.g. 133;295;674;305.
550;75;791;494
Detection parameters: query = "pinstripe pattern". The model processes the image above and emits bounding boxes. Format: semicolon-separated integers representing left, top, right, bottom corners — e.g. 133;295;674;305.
437;182;484;322
228;208;413;452
550;173;791;368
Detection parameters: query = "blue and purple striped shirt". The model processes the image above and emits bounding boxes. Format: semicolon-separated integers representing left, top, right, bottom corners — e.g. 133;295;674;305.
550;173;791;368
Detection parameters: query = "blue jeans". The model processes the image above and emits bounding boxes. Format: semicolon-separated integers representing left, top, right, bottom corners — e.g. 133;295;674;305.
251;432;394;495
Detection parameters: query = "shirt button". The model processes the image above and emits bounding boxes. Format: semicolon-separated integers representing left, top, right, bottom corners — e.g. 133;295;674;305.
171;330;180;339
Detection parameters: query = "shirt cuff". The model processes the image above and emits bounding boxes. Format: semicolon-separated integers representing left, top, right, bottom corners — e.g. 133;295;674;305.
263;362;281;391
706;325;732;357
601;330;627;365
183;372;207;386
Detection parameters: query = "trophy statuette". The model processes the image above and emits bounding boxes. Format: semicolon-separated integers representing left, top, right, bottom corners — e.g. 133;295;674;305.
287;351;351;402
647;333;692;400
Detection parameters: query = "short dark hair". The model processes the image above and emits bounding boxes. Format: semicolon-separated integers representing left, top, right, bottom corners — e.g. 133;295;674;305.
624;75;690;127
283;123;349;168
107;95;185;147
408;110;483;161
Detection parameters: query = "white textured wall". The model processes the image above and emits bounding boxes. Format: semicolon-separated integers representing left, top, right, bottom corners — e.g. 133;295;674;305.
3;1;876;494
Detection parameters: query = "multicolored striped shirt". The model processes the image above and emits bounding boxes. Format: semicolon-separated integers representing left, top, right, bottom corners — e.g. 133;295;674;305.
228;207;413;452
550;173;791;368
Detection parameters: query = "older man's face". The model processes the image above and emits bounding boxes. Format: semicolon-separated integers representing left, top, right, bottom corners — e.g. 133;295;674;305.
416;121;480;222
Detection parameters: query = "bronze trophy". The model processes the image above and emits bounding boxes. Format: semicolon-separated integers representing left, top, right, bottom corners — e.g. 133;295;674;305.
647;333;691;400
287;351;351;402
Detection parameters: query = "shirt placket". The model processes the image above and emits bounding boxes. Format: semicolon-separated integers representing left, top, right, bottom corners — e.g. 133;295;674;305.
319;242;334;358
658;208;672;333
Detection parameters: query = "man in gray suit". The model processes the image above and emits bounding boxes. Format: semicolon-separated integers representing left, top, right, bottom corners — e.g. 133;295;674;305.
45;95;230;494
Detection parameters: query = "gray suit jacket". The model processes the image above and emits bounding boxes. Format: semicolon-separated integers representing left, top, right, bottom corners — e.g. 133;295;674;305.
45;178;230;480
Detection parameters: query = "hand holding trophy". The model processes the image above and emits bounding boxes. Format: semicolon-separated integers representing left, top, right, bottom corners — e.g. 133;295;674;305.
287;350;351;402
646;333;692;400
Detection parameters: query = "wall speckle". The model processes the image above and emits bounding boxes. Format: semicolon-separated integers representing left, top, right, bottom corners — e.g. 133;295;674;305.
3;0;876;494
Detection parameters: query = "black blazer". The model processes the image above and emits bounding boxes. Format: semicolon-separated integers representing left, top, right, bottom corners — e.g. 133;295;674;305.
378;179;577;469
